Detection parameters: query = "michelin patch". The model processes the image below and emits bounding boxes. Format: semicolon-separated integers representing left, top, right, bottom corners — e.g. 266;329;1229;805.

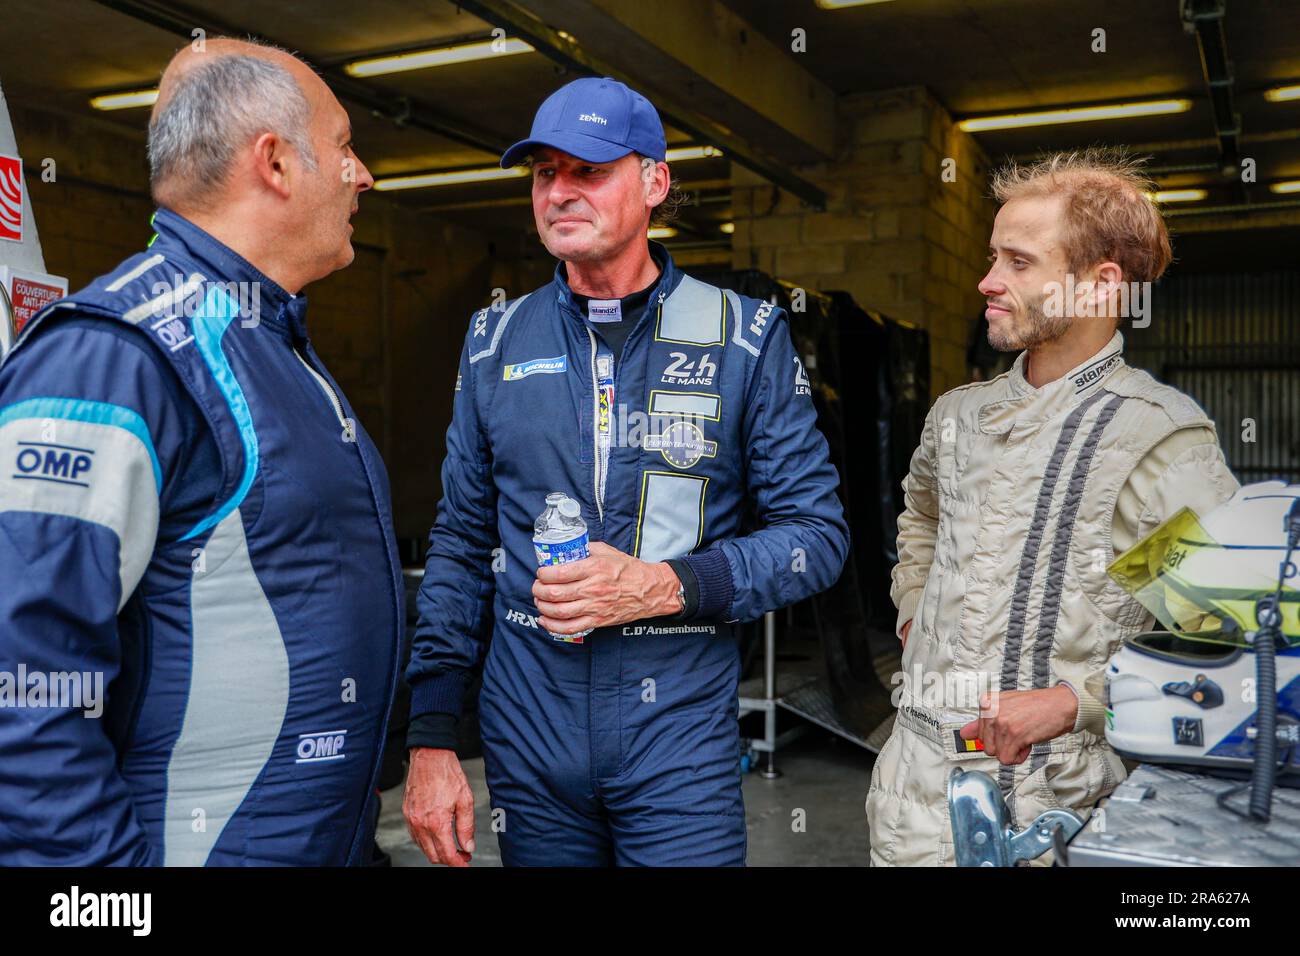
503;355;567;381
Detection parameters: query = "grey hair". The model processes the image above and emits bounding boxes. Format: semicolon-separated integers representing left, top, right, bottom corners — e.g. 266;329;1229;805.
639;155;687;229
148;50;318;207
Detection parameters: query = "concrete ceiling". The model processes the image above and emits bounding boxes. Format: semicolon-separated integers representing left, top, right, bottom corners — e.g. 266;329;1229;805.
2;0;1298;247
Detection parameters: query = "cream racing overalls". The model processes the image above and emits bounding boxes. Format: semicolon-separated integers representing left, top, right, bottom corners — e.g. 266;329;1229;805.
867;333;1238;866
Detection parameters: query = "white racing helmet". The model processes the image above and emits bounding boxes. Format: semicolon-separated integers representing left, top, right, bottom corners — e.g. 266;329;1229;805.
1104;481;1300;779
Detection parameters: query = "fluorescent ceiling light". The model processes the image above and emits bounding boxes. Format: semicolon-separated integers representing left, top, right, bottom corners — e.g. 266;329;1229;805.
958;99;1192;132
719;222;735;234
374;166;528;191
90;88;159;111
1146;189;1207;203
1264;85;1300;103
1269;180;1300;194
648;227;678;239
345;38;533;77
815;0;898;8
665;145;723;162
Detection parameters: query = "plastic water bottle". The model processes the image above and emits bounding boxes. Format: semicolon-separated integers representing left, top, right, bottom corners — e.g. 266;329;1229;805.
532;493;591;642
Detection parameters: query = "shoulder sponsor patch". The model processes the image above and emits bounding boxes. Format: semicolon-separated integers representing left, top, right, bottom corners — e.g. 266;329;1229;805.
503;354;567;381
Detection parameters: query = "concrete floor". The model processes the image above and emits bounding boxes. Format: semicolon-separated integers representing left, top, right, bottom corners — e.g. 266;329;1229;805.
376;727;877;867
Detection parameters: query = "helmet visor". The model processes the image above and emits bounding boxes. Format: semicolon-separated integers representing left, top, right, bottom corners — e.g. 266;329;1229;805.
1107;507;1300;647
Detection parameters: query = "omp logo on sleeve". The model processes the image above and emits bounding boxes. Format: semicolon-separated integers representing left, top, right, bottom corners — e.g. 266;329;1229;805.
13;441;94;487
296;729;347;763
503;355;567;381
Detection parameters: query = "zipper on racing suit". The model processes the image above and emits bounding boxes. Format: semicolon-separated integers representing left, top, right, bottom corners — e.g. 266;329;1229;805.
587;328;615;524
294;347;349;429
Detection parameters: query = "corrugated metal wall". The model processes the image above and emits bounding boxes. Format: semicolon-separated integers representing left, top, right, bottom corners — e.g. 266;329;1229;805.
1125;270;1300;483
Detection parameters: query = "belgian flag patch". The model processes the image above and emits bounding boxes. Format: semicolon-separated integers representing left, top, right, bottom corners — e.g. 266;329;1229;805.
953;730;985;753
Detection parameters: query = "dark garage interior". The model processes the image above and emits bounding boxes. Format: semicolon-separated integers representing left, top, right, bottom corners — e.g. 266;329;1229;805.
3;0;1300;874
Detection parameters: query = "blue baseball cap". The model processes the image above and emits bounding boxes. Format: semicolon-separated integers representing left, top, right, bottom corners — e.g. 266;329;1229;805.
500;76;667;169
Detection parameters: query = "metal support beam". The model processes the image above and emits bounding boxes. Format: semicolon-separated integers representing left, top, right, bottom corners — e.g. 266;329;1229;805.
1181;0;1241;181
91;0;509;156
455;0;828;210
1165;199;1300;233
557;0;835;159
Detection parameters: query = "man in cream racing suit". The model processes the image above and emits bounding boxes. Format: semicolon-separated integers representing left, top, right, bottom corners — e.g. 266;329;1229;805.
867;150;1239;866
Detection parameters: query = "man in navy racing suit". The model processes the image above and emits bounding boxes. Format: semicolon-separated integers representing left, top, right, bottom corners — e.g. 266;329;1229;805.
403;77;850;866
0;39;402;865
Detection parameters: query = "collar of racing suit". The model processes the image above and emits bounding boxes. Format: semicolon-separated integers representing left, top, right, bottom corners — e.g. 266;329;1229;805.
977;330;1127;434
150;206;309;342
550;238;680;334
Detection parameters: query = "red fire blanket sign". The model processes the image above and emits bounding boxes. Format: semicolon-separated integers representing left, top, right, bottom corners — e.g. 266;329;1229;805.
2;265;67;334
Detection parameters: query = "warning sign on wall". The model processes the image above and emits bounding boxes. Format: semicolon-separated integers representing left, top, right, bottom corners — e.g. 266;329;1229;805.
0;153;22;243
1;265;66;334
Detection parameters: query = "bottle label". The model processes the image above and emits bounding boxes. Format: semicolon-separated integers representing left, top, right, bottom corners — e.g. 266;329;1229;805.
533;532;589;566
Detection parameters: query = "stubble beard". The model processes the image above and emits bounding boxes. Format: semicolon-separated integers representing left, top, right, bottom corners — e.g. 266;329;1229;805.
987;294;1075;352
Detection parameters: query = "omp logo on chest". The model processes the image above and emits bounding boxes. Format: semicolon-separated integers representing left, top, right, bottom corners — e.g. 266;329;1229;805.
503;355;567;381
296;728;347;763
13;441;94;487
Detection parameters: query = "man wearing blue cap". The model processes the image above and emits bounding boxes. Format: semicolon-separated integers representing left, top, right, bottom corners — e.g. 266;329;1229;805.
403;77;849;866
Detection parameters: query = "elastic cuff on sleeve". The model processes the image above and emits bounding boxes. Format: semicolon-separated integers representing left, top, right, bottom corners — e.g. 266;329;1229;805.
664;558;700;619
895;589;923;640
1059;680;1107;736
406;713;460;752
681;549;734;620
408;669;470;723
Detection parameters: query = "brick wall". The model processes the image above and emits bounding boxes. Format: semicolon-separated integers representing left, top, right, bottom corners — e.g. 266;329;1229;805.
732;86;997;400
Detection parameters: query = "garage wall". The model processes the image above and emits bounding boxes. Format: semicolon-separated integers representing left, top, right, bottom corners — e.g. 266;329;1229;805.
9;102;551;543
1129;269;1300;483
730;86;996;401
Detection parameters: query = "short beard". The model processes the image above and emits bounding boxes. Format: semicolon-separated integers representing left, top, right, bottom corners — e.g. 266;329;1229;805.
987;296;1074;352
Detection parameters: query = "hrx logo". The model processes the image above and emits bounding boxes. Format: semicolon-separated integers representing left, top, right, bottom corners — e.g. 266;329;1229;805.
505;608;540;629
